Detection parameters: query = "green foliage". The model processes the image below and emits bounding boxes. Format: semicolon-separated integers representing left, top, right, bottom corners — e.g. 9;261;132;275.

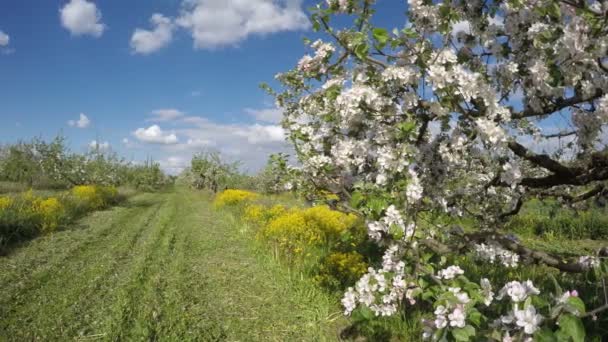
252;153;293;194
507;200;608;240
1;136;172;191
0;185;123;253
123;159;173;192
188;151;242;192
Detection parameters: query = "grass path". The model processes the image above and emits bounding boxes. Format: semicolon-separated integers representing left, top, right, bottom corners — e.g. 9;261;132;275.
0;188;343;341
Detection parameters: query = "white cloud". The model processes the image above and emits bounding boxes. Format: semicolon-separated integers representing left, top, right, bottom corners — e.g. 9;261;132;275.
159;156;189;175
60;0;105;37
191;90;202;97
186;138;214;148
68;113;91;128
131;14;175;54
235;124;285;143
148;108;185;122
133;125;179;144
245;107;283;123
0;31;9;46
176;0;309;49
89;140;110;150
163;115;290;172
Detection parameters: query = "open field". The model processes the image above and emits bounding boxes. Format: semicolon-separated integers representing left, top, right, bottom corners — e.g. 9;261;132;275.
0;188;344;341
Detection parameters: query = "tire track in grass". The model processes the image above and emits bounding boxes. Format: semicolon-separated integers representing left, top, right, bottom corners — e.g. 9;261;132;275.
154;190;227;341
0;194;168;340
165;190;341;341
104;193;179;341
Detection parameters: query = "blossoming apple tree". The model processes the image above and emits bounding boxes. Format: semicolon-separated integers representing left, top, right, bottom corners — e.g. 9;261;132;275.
268;0;608;339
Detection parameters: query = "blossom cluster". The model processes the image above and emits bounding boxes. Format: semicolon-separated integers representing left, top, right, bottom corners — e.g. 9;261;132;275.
272;0;608;339
474;243;520;268
297;40;335;74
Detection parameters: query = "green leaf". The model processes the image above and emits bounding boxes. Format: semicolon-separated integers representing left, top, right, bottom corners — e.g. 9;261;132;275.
403;27;418;38
349;191;365;208
556;314;585;342
565;296;586;316
372;28;389;49
351;306;374;322
451;325;475;341
389;224;404;240
368;197;387;217
468;310;482;326
354;43;369;60
535;328;557;342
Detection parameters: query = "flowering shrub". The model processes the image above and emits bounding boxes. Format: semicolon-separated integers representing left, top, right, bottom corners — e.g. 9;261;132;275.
70;185;119;210
0;197;12;210
35;197;65;232
213;189;259;208
243;204;287;225
72;185;105;209
259;205;360;257
315;251;368;290
1;186;123;252
268;0;608;339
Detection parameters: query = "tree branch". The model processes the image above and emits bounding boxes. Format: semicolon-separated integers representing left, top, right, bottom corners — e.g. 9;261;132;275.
511;89;604;119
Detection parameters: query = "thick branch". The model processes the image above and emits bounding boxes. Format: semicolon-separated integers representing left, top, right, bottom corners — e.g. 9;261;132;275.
511;89;604;119
422;230;604;273
508;141;578;176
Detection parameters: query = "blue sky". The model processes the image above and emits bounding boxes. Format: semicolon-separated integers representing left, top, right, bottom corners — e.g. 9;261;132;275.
0;0;407;173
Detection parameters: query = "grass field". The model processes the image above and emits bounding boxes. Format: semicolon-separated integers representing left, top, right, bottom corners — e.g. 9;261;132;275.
0;188;344;341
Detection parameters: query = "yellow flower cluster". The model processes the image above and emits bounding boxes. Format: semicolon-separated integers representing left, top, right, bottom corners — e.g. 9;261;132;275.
315;251;368;289
0;197;12;210
0;193;65;234
223;193;369;290
244;204;287;225
258;205;360;256
213;189;259;208
35;197;65;232
71;185;119;210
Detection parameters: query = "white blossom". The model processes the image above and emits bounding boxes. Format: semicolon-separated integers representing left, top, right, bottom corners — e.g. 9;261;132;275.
514;305;543;334
497;280;540;303
438;265;465;280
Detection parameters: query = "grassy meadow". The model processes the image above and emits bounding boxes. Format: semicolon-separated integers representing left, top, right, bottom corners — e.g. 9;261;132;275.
1;172;608;341
0;187;345;341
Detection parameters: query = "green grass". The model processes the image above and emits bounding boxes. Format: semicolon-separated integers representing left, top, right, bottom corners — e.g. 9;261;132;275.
0;188;344;341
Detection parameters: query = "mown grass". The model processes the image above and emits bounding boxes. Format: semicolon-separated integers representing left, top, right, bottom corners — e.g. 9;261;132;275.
0;188;343;341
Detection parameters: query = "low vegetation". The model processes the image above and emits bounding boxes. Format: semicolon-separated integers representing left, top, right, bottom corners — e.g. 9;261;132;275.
0;185;123;253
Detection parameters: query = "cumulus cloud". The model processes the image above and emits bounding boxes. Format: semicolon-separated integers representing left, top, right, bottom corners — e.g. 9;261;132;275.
131;14;175;54
235;124;285;143
162;115;289;172
133;125;179;144
89;140;110;150
0;31;9;46
148;108;185;122
245;107;283;123
186;138;215;148
159;156;189;175
176;0;309;49
68;113;91;128
60;0;105;37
